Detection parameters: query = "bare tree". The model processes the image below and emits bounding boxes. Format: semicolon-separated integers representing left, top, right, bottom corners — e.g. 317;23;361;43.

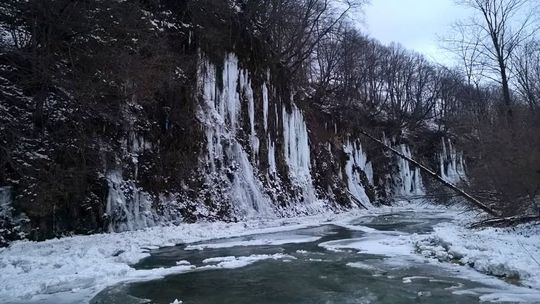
511;40;540;108
255;0;366;79
444;22;484;87
452;0;539;117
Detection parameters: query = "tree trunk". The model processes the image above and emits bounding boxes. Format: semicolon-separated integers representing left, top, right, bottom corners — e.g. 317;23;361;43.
499;59;513;120
358;129;500;217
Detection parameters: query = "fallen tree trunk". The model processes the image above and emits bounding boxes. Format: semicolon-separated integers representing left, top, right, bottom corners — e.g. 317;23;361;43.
358;130;500;217
469;215;540;228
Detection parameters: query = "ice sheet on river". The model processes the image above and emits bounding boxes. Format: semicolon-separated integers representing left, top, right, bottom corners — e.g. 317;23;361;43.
185;231;324;250
319;233;414;256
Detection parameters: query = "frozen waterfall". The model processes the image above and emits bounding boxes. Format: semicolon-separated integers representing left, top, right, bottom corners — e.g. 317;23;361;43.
343;140;373;207
439;138;467;185
395;144;425;197
198;53;275;219
240;71;260;161
105;171;157;232
282;104;311;183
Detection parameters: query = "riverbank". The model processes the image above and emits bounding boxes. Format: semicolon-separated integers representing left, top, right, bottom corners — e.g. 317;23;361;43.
414;216;540;291
0;203;539;303
0;209;365;303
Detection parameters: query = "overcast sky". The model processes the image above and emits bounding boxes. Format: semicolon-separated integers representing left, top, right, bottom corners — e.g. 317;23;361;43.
362;0;472;66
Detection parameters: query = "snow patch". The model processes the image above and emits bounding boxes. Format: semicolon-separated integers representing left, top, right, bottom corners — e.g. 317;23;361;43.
346;261;378;271
185;234;321;250
202;253;293;268
319;234;414;256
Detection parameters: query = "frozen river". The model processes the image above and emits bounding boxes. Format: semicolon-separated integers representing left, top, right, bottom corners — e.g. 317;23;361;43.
90;210;539;304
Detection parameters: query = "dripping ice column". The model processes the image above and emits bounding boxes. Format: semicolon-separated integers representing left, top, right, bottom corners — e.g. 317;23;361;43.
282;104;323;212
262;82;269;132
440;138;467;184
283;105;311;182
268;138;277;176
198;53;275;219
343;140;373;207
396;145;424;197
105;171;156;232
239;71;259;161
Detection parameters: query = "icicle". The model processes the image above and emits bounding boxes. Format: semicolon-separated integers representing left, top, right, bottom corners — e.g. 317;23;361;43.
262;82;269;132
222;54;240;133
283;104;311;180
439;138;467;184
395;144;425;196
197;53;275;219
282;103;325;213
274;103;278;130
268;136;277;176
240;71;259;161
343;140;372;207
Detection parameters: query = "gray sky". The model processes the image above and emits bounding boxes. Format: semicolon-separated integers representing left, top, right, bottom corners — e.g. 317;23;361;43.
362;0;471;66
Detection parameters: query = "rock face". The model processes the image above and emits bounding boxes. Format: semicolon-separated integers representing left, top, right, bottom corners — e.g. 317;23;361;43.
0;1;454;243
99;51;433;232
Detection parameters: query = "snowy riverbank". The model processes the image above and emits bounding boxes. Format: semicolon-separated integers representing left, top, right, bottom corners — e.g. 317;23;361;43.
415;218;540;291
0;203;539;303
0;210;365;303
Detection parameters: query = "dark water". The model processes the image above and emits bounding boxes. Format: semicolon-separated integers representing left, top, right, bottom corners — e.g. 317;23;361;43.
90;211;521;304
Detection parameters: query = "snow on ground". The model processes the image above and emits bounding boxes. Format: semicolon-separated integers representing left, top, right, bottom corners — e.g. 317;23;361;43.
335;203;540;292
0;210;364;303
414;219;540;290
0;203;539;303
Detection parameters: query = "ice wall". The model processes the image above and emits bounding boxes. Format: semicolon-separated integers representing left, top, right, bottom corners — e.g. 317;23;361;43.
395;144;425;197
282;104;327;213
198;54;275;219
343;140;373;207
283;104;311;183
439;138;467;185
105;171;157;232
